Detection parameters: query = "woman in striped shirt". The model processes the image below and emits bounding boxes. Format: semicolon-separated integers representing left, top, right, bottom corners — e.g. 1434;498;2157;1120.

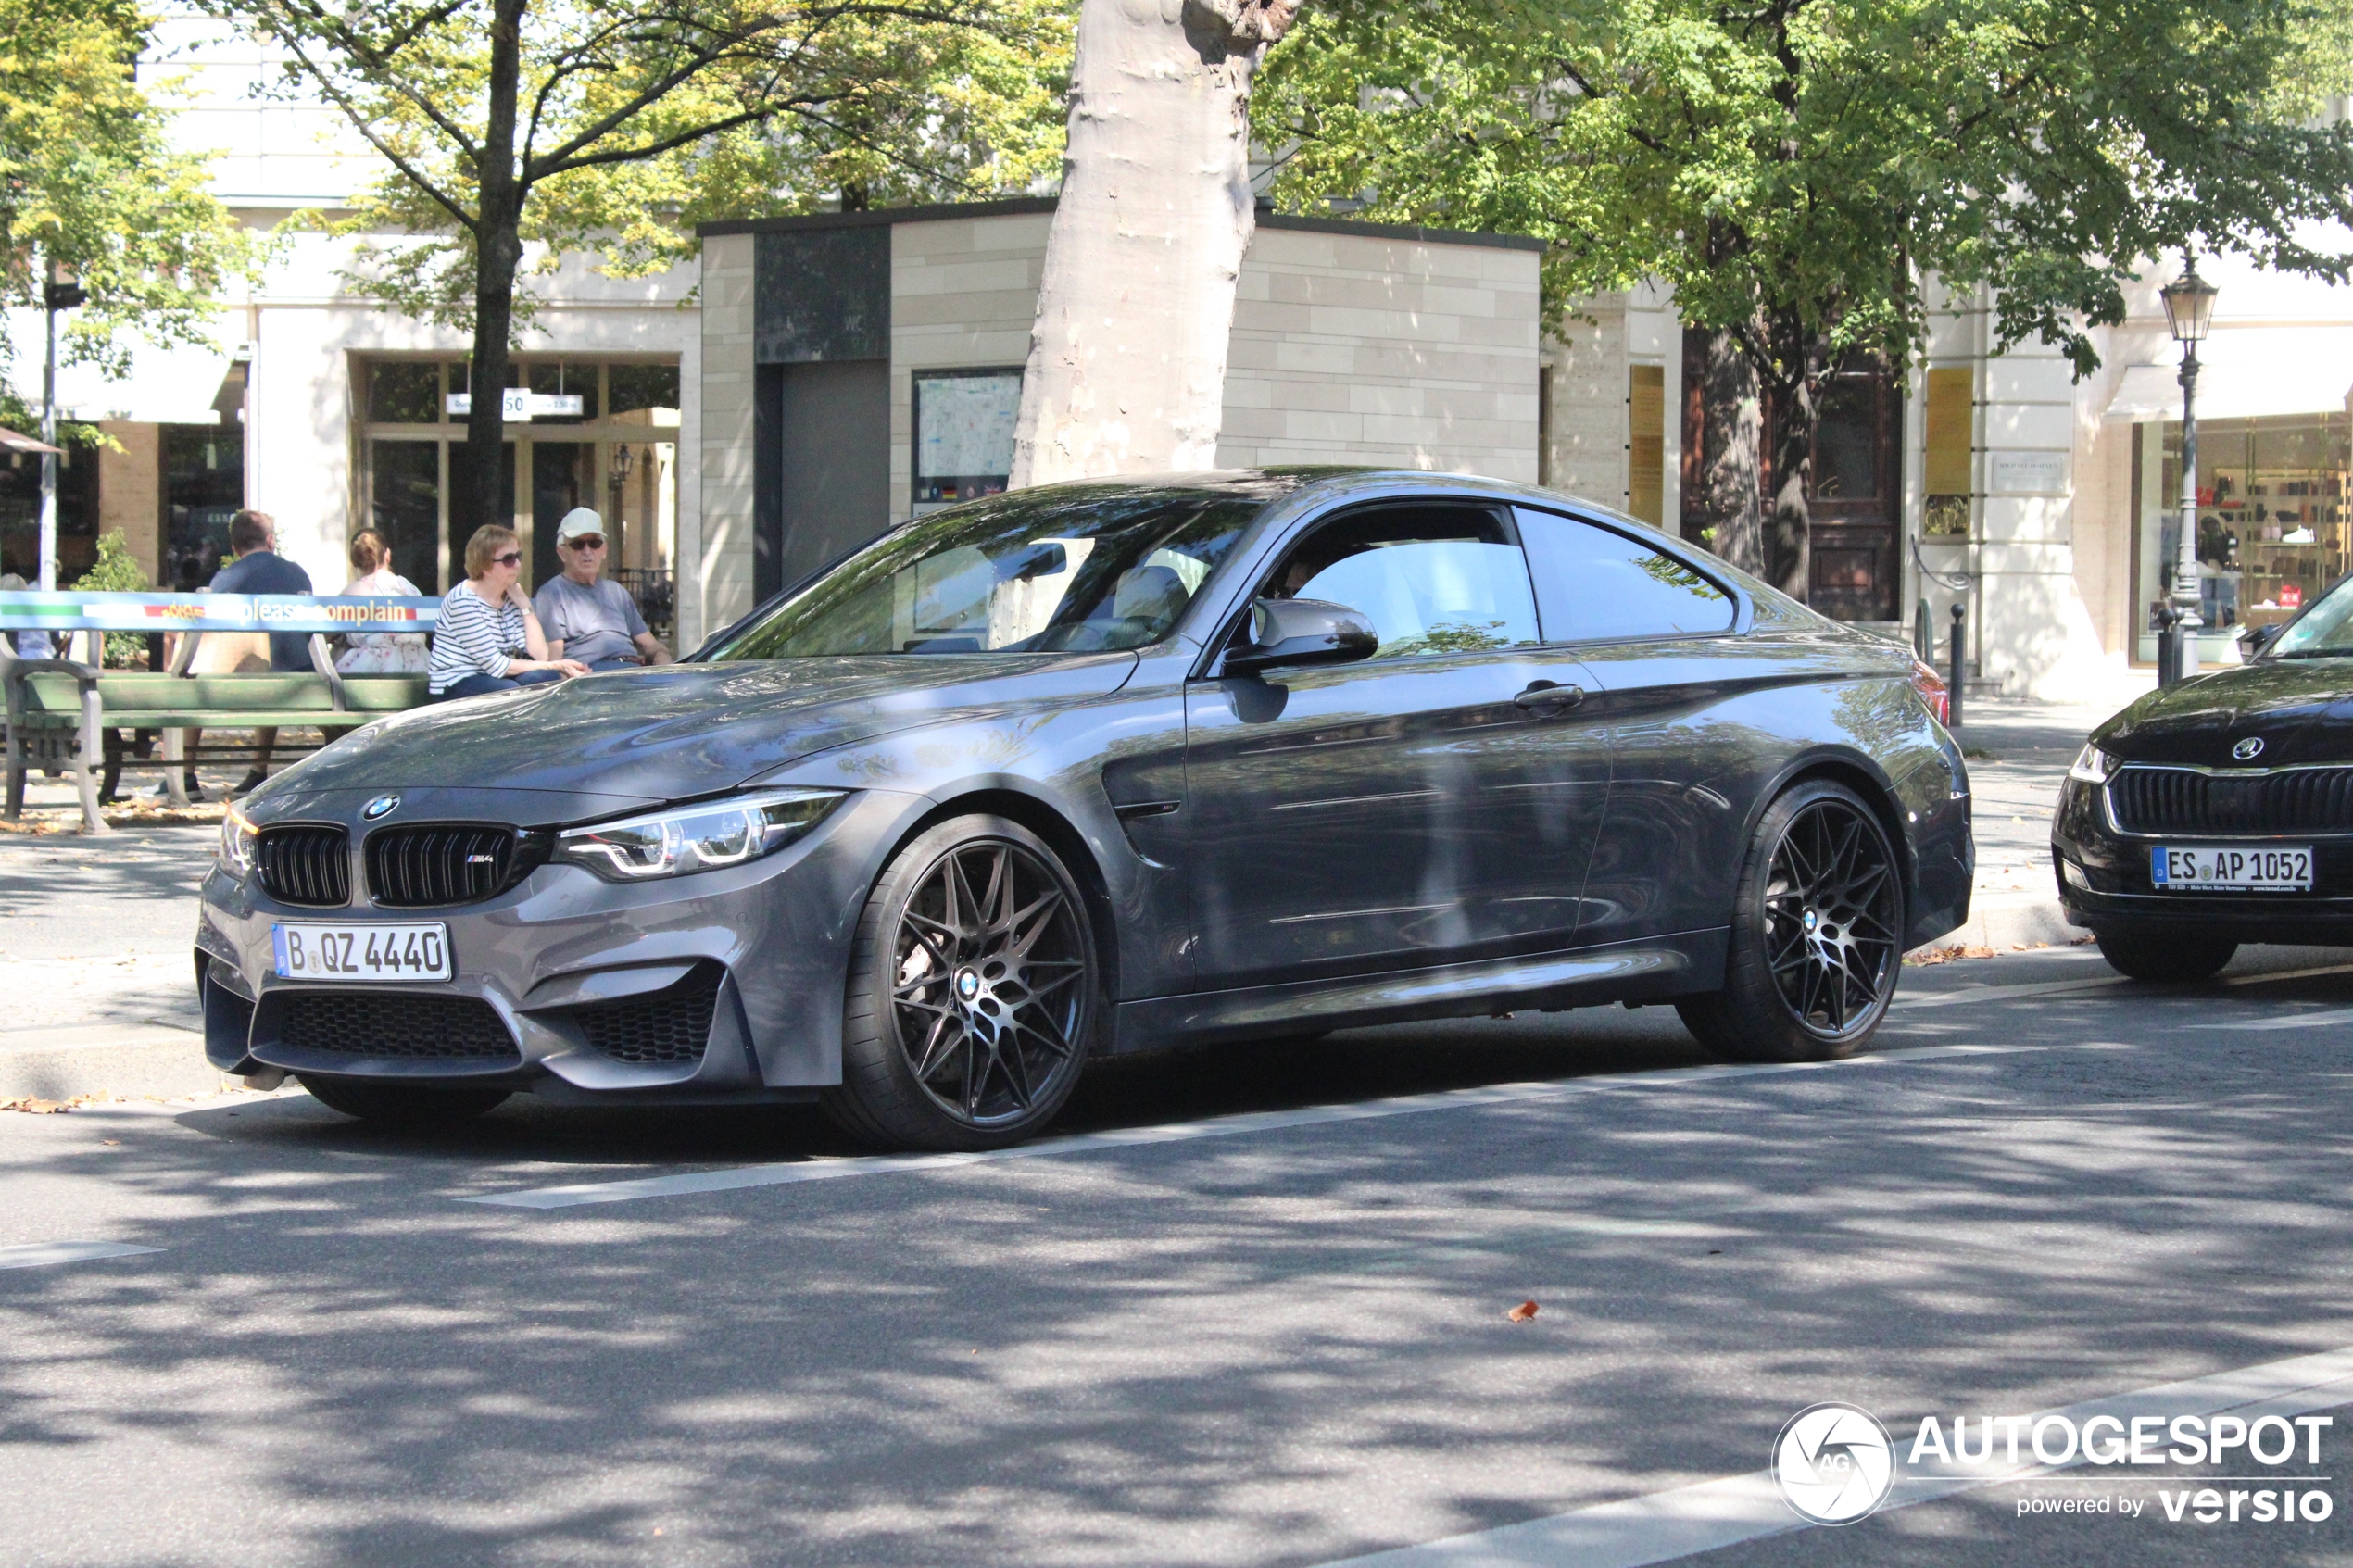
429;525;590;699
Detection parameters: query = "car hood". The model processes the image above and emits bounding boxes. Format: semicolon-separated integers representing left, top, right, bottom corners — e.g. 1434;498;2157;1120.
2098;657;2353;768
252;652;1139;813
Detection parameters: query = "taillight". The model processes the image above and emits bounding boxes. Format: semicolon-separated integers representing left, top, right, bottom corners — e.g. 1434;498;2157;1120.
1910;659;1950;725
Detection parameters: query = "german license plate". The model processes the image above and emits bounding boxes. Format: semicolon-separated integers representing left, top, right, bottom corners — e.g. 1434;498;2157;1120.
271;922;452;981
2150;846;2313;893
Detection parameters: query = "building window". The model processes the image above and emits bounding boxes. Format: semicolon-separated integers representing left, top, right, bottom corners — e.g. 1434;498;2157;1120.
0;442;100;583
164;426;246;589
2141;413;2348;647
353;358;679;633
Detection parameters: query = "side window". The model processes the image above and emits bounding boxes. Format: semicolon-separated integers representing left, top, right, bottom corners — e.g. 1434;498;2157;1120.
1263;504;1540;659
1515;508;1734;642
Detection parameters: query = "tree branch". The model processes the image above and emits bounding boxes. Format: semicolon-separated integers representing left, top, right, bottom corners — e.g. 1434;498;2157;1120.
269;31;478;231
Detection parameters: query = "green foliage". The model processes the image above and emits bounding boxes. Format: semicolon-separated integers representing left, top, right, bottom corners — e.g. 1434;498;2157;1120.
1256;0;2353;383
0;0;250;381
69;531;151;666
217;0;1073;336
1384;619;1511;656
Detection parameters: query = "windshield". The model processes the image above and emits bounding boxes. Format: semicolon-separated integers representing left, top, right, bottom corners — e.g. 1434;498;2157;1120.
2269;572;2353;658
705;483;1285;659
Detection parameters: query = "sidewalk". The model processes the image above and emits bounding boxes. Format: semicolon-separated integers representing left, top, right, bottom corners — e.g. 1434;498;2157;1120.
1930;682;2158;956
0;799;227;1099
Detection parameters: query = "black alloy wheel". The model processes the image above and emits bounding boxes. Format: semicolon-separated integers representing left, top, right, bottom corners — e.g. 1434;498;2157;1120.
825;815;1100;1150
297;1074;510;1123
1678;779;1904;1062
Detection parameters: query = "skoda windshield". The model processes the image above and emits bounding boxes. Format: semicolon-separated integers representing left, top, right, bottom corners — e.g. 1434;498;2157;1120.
2269;571;2353;659
703;481;1292;659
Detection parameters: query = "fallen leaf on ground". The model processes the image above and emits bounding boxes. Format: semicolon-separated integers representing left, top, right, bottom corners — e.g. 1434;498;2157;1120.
0;1093;116;1114
1506;1300;1539;1323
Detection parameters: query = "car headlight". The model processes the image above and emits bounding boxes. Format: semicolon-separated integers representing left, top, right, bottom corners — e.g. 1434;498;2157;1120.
219;806;258;876
2068;744;2119;784
554;787;845;882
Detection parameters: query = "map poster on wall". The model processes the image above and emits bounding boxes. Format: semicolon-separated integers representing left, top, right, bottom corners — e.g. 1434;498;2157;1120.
915;370;1023;509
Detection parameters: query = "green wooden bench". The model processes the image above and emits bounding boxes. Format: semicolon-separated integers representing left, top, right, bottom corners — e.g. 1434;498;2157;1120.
4;634;428;833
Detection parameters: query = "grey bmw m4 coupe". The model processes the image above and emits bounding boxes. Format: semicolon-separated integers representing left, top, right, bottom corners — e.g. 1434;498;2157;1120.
198;470;1972;1149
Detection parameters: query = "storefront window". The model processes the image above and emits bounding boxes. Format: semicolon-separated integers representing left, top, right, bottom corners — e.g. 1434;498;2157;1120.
370;441;443;591
2147;413;2350;642
0;443;100;583
355;357;680;638
164;425;246;589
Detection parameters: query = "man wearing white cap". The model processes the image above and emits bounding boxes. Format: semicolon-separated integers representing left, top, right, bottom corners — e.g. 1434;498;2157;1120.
534;508;673;671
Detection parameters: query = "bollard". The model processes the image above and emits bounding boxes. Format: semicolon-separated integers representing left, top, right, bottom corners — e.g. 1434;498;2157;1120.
2155;606;2179;690
1947;601;1966;733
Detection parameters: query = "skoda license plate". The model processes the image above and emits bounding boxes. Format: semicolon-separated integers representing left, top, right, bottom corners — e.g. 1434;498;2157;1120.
2150;846;2312;893
271;922;452;981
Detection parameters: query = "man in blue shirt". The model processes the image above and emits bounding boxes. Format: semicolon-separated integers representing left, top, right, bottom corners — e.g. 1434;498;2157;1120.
206;510;314;795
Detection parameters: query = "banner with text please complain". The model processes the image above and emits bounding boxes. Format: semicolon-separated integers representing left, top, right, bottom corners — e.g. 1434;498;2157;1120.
0;591;440;635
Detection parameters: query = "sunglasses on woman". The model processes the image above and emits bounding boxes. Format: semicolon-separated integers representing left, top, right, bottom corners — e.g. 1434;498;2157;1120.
491;551;522;567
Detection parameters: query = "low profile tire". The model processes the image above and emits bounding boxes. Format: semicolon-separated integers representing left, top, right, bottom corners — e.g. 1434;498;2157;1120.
1676;779;1905;1063
2094;928;2237;984
296;1074;510;1123
823;815;1102;1152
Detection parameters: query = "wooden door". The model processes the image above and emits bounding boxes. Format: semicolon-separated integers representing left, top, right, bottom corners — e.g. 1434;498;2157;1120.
1803;367;1901;621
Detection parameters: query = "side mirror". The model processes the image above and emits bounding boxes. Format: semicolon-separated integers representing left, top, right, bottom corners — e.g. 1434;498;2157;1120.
1221;596;1378;676
2242;621;2284;657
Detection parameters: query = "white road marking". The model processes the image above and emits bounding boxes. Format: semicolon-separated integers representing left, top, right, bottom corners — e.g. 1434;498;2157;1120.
459;1044;2032;1210
2211;1006;2353;1032
1313;1344;2353;1567
0;1240;164;1271
1896;957;2353;1011
2223;960;2353;987
1894;974;2129;1009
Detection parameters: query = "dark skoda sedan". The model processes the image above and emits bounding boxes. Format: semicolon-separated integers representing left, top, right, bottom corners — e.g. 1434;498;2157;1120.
2055;571;2353;979
199;470;1971;1148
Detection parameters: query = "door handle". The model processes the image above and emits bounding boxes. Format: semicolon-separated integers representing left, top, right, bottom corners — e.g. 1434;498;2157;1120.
1514;681;1585;710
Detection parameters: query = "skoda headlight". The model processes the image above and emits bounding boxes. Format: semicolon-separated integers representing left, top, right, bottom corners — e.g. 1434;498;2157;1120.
555;787;845;882
2067;743;2119;784
219;805;258;876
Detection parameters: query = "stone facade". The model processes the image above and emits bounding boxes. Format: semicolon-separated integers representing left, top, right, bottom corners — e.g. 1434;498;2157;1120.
688;233;757;651
1219;224;1540;479
694;204;1546;646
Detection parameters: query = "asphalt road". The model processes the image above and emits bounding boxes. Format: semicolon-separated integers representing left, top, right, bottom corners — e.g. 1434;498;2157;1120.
4;943;2351;1568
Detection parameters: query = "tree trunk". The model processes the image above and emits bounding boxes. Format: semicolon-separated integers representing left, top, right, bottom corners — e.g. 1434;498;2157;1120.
1764;323;1830;602
1766;373;1816;602
1700;326;1765;575
1010;0;1299;486
460;0;528;537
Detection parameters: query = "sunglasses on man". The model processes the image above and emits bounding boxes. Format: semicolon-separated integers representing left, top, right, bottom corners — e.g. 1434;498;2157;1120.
562;536;608;551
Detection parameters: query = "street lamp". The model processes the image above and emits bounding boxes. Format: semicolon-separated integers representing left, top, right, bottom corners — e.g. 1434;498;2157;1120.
607;442;634;567
37;260;86;591
2160;254;2219;681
